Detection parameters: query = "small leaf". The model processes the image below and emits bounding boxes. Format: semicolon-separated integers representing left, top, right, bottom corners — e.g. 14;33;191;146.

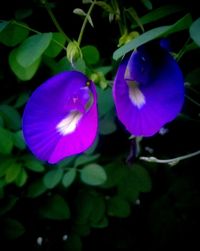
44;32;66;58
0;159;14;177
43;169;63;189
95;1;114;13
0;105;21;130
132;164;152;192
0;21;29;46
107;196;131;218
13;130;26;150
80;163;107;186
62;169;76;188
74;154;100;167
39;194;70;220
3;218;25;239
5;163;22;183
15;168;28;187
24;158;45;172
82;45;100;65
16;33;52;67
26;178;47;198
0;196;18;216
97;86;114;117
9;48;41;81
141;0;153;10
87;15;94;28
15;8;33;20
14;92;29;108
190;18;200;47
0;127;13;155
73;8;87;16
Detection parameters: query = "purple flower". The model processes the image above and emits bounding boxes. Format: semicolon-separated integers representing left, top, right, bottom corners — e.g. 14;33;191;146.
22;71;98;164
113;42;184;137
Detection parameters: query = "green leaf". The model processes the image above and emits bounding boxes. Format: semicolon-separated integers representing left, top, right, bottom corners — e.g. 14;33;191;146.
0;159;14;177
64;234;82;251
0;20;9;32
186;67;200;86
9;48;41;81
39;194;70;220
80;164;107;186
15;8;33;20
190;18;200;47
74;154;100;167
5;163;22;183
141;0;153;10
113;13;192;60
26;178;47;198
3;218;25;239
13;130;26;150
131;4;185;29
14;92;29;108
43;169;63;189
44;32;66;57
97;86;114;117
73;58;86;73
16;33;52;67
0;21;29;46
0;196;18;216
15;168;28;187
84;135;99;155
89;194;106;226
99;110;117;135
0;105;21;130
24;158;45;172
0;127;13;154
132;164;152;192
82;45;100;65
62;168;76;188
107;196;131;218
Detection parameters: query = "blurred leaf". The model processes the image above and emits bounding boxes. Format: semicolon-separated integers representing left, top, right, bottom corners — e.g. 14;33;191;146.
0;127;13;154
92;216;108;228
64;234;82;251
73;223;91;236
132;4;185;29
14;92;29;108
74;153;100;167
186;68;200;86
0;159;14;177
0;21;29;46
107;196;131;218
9;48;41;81
43;169;63;189
89;194;106;226
15;8;33;20
82;45;100;65
96;1;114;13
126;7;144;32
39;194;70;220
24;158;45;172
53;56;73;74
113;14;192;60
44;32;66;57
73;58;86;73
16;33;52;67
132;164;152;192
26;178;47;198
62;168;76;188
99;110;117;135
97;86;114;117
141;0;153;10
0;20;9;32
190;18;200;47
0;105;21;130
0;196;18;216
102;161;126;188
57;156;76;168
5;163;22;183
3;218;25;239
13;130;26;150
80;164;107;186
15;168;28;187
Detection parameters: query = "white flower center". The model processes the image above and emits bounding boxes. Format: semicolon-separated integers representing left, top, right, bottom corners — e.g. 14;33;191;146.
56;111;82;135
126;80;146;109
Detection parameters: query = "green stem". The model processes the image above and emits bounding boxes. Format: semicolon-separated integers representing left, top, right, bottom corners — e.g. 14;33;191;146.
176;37;191;62
185;94;200;107
43;1;71;42
140;149;200;165
77;0;96;45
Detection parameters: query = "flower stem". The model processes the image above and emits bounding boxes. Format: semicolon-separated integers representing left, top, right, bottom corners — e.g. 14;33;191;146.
140;149;200;165
43;0;71;42
176;37;191;62
77;0;96;46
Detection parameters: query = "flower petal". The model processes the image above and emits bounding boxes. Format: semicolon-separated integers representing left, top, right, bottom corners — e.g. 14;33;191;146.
113;43;184;136
22;71;98;164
